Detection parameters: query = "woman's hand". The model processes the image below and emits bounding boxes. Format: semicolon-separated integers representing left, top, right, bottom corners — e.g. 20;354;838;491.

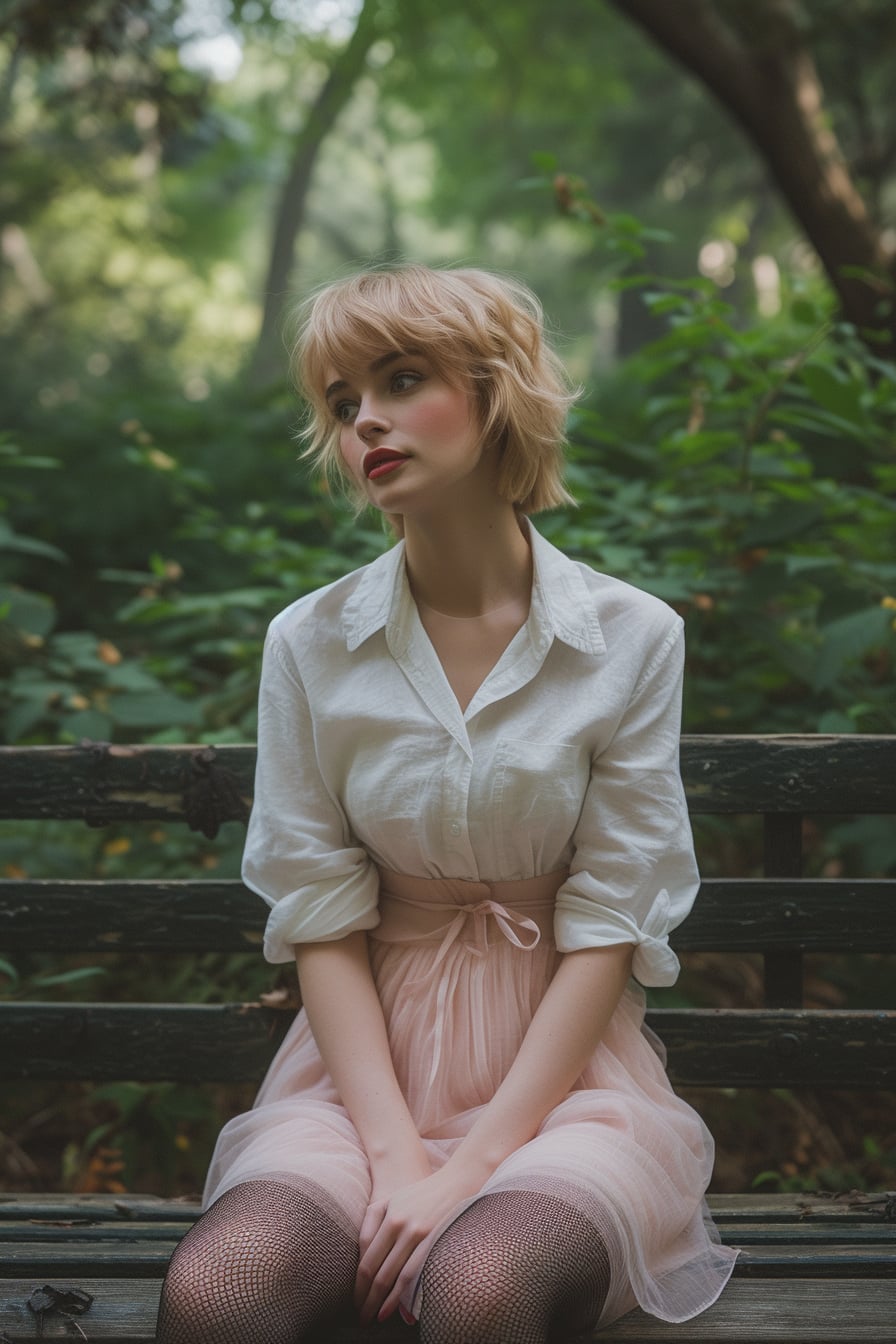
355;1161;483;1326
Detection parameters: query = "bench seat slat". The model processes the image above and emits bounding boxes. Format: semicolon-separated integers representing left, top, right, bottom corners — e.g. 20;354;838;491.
1;1277;894;1340
0;1226;190;1245
0;1198;200;1223
3;1240;894;1282
1;1191;886;1224
2;1005;895;1087
3;878;895;954
6;1219;890;1249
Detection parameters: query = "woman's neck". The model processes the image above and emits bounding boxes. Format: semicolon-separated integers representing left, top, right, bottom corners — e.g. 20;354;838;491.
402;501;532;619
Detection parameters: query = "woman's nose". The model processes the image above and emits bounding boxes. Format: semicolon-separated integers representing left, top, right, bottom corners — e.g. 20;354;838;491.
355;395;389;440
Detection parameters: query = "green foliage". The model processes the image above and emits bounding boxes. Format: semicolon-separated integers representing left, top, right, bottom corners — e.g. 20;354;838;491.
531;202;896;739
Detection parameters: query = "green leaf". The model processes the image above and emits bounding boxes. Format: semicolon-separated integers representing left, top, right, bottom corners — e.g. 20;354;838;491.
4;698;51;743
0;519;67;562
109;690;200;729
791;298;821;326
0;957;19;986
812;607;891;691
784;556;839;577
740;503;824;548
817;710;855;733
32;966;107;988
61;708;115;740
800;364;865;426
0;584;56;637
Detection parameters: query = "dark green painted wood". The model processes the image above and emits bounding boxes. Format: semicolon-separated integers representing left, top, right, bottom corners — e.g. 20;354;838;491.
2;1004;894;1087
680;735;896;813
0;879;266;952
3;1239;893;1281
1;1192;889;1227
0;1197;200;1223
2;737;895;822
0;744;254;826
0;1002;291;1083
0;1226;189;1244
762;813;804;1007
2;878;894;954
2;1278;896;1341
653;1007;896;1088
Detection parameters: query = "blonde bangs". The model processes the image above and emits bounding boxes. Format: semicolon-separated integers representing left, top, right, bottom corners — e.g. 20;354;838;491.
292;264;578;514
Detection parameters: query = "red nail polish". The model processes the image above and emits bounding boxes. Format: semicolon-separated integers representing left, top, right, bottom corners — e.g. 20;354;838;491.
399;1305;417;1325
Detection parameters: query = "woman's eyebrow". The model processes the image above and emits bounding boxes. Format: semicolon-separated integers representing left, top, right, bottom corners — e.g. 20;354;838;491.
324;350;421;403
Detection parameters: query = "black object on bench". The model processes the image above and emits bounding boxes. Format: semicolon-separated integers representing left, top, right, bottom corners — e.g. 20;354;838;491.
1;736;895;1342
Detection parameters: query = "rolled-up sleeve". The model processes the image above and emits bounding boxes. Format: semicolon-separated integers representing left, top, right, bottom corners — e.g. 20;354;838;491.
242;625;380;964
554;617;698;986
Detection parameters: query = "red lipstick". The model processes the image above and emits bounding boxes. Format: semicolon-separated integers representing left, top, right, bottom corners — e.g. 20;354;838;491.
363;448;409;479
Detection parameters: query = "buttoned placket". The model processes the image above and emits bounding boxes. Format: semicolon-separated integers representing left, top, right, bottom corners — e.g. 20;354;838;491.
385;576;567;879
342;524;607;885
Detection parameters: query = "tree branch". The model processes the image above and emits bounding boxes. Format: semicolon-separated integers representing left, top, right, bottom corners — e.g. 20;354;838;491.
608;0;896;351
247;0;381;388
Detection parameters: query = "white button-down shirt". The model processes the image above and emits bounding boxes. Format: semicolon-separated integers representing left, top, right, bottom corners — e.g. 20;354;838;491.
243;523;699;986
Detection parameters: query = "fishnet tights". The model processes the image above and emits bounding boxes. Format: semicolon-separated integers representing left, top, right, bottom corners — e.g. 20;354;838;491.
418;1189;612;1344
156;1181;611;1344
155;1179;358;1344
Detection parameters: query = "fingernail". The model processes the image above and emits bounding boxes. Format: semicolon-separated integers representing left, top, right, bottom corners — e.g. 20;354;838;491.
399;1305;417;1325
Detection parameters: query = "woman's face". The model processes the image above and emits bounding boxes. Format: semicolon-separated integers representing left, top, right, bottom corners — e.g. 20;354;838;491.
324;350;495;516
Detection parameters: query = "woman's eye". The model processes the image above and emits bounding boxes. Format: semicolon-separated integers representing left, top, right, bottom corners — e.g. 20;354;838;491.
392;371;422;393
334;400;358;423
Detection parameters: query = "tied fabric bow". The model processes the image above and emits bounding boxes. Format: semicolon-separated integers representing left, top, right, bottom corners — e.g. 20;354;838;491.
430;897;542;961
403;897;543;1088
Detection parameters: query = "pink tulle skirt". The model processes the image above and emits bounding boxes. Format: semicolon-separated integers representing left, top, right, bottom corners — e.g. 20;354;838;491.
203;870;737;1327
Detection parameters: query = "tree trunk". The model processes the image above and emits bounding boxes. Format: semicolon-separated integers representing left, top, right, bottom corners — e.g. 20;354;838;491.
247;0;380;388
608;0;896;354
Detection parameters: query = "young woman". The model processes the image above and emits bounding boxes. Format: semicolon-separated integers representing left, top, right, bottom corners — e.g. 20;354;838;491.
157;264;737;1343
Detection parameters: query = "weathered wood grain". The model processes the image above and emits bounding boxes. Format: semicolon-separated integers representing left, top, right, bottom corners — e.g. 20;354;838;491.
0;1191;890;1226
3;1237;894;1281
1;1277;895;1341
0;744;254;825
2;877;894;954
0;1003;291;1082
2;1004;894;1087
2;736;895;821
680;734;896;813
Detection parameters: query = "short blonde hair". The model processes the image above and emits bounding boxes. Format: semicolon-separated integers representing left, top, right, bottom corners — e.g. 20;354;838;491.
293;264;577;514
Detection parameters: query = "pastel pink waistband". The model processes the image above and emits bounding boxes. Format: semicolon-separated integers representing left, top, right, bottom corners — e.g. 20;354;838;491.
371;866;569;957
371;867;569;1088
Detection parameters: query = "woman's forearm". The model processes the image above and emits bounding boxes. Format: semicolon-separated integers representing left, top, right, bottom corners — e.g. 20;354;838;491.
447;941;635;1184
294;932;426;1179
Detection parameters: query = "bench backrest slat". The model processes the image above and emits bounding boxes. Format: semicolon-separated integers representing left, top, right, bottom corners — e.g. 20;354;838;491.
1;1003;893;1089
2;878;894;954
2;737;896;820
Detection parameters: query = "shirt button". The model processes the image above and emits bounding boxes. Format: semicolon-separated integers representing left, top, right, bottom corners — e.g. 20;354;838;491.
449;821;461;836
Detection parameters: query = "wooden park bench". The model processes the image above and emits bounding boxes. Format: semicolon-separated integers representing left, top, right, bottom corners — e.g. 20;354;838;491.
0;735;894;1341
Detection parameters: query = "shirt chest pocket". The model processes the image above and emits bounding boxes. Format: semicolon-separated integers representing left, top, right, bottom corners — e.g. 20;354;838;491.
492;738;589;867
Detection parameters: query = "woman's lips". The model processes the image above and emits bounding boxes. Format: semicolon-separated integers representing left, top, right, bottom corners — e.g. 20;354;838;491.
364;449;409;480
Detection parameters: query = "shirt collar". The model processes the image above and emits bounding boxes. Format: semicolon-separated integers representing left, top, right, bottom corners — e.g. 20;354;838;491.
341;519;606;658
